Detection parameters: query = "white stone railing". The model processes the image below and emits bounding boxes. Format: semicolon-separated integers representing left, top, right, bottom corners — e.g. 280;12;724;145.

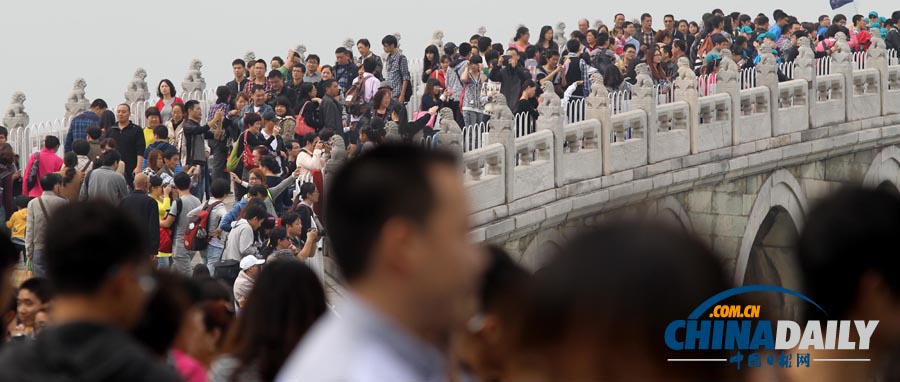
735;87;772;144
885;66;900;115
651;101;691;163
604;110;648;174
563;98;586;124
463;143;506;212
740;67;756;89
811;74;846;128
853;51;867;70
849;69;881;121
558;119;603;184
513;129;555;200
695;93;732;153
698;74;717;96
775;80;809;136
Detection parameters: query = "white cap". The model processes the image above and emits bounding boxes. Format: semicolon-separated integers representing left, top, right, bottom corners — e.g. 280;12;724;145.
240;255;265;271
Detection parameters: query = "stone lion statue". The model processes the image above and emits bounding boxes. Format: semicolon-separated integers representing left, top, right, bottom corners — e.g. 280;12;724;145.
634;63;654;88
797;37;815;60
342;38;354;51
868;29;887;59
718;49;739;82
540;81;561;108
477;26;487;36
554;22;567;48
593;19;604;30
4;92;28;129
128;68;148;92
438;107;461;134
328;135;346;162
832;32;852;64
68;78;88;104
489;94;514;124
185;59;204;82
676;57;697;82
66;79;90;118
589;73;607;98
431;30;444;49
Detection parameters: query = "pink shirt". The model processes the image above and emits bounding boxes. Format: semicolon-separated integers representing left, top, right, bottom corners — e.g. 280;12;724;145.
23;148;64;197
172;349;206;382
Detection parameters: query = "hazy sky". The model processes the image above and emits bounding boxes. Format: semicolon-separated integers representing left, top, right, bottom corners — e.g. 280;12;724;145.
1;0;893;124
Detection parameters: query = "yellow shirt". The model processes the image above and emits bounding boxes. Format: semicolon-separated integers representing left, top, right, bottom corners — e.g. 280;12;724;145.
6;209;26;239
143;126;155;149
156;197;172;258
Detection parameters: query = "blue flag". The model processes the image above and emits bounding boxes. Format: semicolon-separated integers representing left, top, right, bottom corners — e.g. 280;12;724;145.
830;0;853;10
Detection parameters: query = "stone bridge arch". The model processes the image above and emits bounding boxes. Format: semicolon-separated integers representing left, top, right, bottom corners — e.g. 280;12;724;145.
863;145;900;193
734;169;808;286
652;196;693;232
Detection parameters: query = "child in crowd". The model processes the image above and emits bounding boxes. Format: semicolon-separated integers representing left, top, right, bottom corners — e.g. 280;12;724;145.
6;195;30;257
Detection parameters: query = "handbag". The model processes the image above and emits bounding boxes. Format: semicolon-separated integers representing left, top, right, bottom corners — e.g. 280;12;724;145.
294;102;316;136
241;131;258;170
226;139;241;172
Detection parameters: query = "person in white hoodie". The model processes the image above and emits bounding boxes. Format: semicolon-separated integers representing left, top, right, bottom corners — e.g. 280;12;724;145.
222;200;268;263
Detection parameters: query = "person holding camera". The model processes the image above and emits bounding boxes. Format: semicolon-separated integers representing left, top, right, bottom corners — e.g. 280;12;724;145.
489;48;532;110
459;56;488;126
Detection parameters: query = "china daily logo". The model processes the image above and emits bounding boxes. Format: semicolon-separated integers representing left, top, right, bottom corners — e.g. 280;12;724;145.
664;285;877;370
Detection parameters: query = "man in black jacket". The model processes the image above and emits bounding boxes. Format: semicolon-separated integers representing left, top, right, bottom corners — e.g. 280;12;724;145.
119;173;159;259
0;201;179;381
106;104;145;188
490;48;532;110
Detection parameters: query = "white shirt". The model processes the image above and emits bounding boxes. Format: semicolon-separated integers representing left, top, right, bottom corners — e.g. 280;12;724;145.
276;294;448;382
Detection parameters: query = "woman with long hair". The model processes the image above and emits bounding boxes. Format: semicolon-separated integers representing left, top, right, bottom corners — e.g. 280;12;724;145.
209;260;327;382
514;80;539;133
55;152;85;202
536;25;559;59
98;109;116;137
510;26;531;53
155;79;184;124
142;148;164;177
421;45;441;83
420;78;447;111
274;97;296;142
295;83;322;134
360;88;393;129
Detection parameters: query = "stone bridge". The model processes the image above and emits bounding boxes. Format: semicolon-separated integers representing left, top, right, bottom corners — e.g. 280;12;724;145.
462;38;900;317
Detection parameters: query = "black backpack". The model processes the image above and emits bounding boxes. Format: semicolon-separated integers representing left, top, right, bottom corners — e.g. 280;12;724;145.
592;49;616;73
214;260;241;287
26;153;40;191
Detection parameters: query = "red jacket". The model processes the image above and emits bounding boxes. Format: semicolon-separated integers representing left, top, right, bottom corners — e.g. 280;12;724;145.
23;148;64;197
155;97;185;114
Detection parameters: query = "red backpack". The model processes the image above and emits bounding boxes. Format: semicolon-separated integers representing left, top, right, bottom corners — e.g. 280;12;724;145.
183;201;222;251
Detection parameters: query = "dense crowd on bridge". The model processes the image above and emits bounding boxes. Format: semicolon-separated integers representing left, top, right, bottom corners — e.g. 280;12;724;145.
0;6;895;382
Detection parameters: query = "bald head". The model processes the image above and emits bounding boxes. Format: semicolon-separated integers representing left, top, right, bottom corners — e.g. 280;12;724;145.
578;18;590;32
133;173;149;191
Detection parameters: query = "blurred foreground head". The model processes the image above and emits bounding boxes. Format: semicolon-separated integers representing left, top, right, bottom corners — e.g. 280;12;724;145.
46;201;151;330
507;221;735;381
326;144;484;340
797;187;900;367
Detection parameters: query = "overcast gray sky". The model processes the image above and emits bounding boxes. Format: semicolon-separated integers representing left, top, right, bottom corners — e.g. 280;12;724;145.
1;0;892;124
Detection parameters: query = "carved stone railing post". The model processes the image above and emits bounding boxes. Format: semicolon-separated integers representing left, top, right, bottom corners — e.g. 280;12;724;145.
586;74;614;175
674;57;702;154
65;79;90;121
831;32;853;122
182;59;206;101
756;43;780;133
632;63;661;162
487;97;515;203
716;49;742;145
435;108;463;157
537;80;565;186
866;28;890;116
3;92;29;129
794;37;817;88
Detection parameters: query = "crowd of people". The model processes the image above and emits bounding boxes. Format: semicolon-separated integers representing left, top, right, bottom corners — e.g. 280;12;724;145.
0;7;895;382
